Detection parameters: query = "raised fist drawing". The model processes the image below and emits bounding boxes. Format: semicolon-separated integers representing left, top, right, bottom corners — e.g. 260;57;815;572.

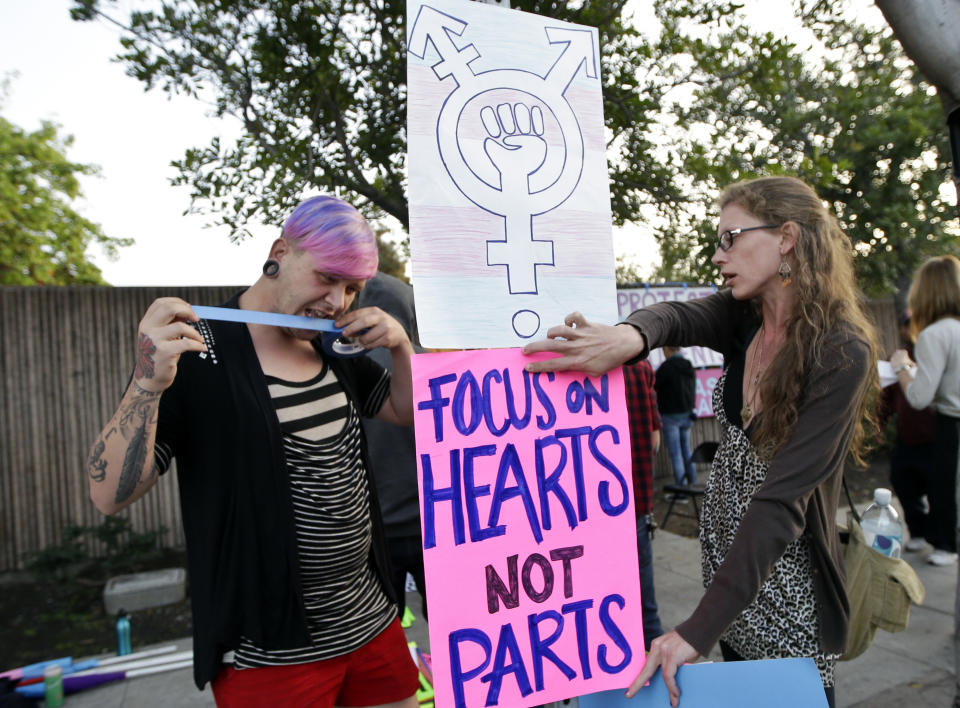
481;102;547;190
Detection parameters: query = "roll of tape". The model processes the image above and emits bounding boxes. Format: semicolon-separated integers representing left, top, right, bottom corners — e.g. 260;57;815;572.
320;331;368;358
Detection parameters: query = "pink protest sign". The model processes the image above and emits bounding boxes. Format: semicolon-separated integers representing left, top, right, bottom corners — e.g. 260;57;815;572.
412;348;645;708
695;367;722;418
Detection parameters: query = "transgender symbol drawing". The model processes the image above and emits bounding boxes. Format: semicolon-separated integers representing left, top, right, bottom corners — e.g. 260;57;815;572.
408;5;597;338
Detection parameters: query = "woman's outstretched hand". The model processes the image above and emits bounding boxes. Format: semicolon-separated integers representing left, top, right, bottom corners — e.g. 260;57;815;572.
522;312;645;376
626;631;700;707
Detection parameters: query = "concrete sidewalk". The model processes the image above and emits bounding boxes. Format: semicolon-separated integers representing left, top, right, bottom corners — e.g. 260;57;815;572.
60;529;955;707
651;530;956;707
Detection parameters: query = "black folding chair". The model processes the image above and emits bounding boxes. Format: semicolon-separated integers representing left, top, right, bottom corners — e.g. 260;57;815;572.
660;441;718;530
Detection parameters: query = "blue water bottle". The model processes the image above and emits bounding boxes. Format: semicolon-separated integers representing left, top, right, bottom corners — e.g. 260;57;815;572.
116;609;132;656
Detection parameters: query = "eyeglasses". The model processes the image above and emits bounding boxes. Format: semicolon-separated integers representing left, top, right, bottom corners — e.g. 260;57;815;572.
716;224;783;252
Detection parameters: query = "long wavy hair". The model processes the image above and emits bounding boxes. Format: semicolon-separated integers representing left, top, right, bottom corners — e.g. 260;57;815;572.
720;176;880;462
908;255;960;334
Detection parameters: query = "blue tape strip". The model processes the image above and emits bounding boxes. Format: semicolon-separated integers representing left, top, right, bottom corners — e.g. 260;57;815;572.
192;306;368;358
192;306;342;333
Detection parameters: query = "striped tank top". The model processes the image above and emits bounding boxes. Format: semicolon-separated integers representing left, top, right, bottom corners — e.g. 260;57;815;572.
232;361;395;668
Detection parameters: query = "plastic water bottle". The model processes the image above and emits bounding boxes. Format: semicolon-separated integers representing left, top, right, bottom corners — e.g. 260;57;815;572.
116;609;132;656
860;488;904;558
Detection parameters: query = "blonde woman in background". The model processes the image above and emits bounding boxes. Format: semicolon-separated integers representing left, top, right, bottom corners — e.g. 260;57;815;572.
890;255;960;568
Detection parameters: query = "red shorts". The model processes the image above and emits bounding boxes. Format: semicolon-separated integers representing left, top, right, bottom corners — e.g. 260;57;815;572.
212;619;419;707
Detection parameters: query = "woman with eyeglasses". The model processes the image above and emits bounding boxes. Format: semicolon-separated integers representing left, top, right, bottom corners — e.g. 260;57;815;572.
524;176;879;708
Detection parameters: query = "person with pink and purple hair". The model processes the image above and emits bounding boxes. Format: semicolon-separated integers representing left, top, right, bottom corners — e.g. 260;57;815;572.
86;195;420;708
280;194;380;281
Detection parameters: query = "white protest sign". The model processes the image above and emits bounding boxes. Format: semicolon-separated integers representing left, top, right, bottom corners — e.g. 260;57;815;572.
407;0;618;348
616;286;724;369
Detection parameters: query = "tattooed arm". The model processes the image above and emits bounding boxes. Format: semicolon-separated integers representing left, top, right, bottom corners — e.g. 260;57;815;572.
88;298;206;515
88;382;164;514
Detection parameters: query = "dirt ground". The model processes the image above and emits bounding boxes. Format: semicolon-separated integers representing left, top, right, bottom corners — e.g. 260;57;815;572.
0;549;192;672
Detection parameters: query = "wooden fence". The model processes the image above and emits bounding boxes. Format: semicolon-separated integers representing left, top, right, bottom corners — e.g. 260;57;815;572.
0;287;898;572
0;286;239;572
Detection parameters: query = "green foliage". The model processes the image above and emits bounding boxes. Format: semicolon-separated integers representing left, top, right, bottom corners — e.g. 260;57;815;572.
69;0;957;296
0;106;131;284
70;0;683;240
373;226;408;282
615;256;646;286
649;0;958;293
24;517;167;582
21;524;89;580
650;221;714;284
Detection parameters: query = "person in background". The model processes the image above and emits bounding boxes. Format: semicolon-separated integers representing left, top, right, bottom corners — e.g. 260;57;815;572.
359;272;428;621
890;254;960;568
524;176;879;708
86;195;419;708
878;311;936;553
655;346;698;489
890;255;960;708
622;360;665;650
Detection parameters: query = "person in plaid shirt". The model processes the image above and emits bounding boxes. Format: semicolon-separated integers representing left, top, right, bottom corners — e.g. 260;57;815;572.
623;359;664;650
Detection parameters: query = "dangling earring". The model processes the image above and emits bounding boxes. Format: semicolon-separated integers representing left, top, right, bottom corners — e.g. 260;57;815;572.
778;259;792;287
262;259;280;278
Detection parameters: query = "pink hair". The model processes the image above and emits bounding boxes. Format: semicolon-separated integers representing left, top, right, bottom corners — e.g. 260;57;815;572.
282;195;378;279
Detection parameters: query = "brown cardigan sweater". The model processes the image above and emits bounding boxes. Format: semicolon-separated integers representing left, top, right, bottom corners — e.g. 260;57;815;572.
624;290;871;657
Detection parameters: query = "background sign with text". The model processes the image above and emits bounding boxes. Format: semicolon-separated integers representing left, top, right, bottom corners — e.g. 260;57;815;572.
618;286;723;416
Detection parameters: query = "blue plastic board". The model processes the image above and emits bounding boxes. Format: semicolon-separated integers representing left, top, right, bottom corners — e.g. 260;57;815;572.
578;658;827;708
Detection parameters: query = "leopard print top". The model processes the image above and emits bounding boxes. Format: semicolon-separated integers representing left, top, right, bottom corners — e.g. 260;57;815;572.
699;369;839;686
